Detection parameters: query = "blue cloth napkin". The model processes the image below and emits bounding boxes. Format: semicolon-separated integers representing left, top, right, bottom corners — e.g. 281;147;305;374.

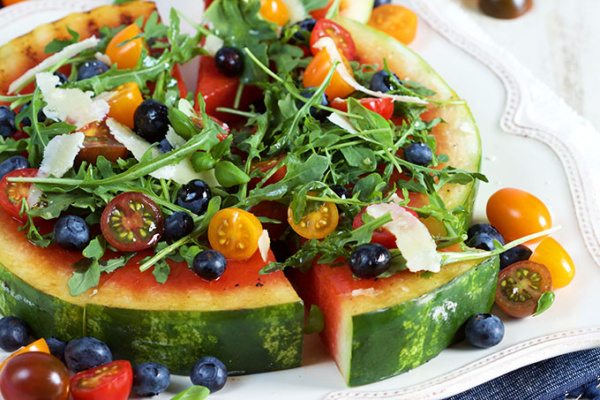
446;348;600;400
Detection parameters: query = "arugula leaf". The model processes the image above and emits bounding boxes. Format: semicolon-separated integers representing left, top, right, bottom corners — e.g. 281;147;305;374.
44;27;80;54
152;260;171;284
171;386;210;400
534;291;555;316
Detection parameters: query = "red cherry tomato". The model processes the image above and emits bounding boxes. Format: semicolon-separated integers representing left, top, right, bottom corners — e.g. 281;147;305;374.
331;97;394;119
0;168;38;220
78;121;129;164
70;360;133;400
100;192;164;252
352;207;418;249
310;19;356;61
0;352;69;400
250;155;287;188
495;261;553;318
310;0;332;19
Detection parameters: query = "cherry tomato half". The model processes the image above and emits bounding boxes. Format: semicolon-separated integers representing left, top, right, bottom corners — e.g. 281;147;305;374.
70;360;133;400
0;339;50;371
530;237;575;289
0;168;38;220
495;261;552;318
368;5;418;45
486;188;552;243
303;48;355;100
260;0;290;26
78;121;129;164
0;352;69;400
108;82;144;129
289;202;339;240
249;155;287;188
352;207;418;248
208;208;264;260
100;192;164;252
331;97;394;120
105;24;145;69
310;19;356;61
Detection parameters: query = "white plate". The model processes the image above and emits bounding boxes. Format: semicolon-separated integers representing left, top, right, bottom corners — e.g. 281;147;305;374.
1;1;600;399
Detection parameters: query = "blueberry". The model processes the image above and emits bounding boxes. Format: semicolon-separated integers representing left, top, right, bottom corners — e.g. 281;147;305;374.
164;211;194;242
0;156;29;180
64;337;112;372
158;138;173;153
466;223;505;251
19;102;47;128
133;362;171;397
54;215;91;251
54;71;69;86
215;47;244;77
349;243;391;279
0;106;16;138
465;313;504;348
0;316;31;352
134;99;170;143
299;88;329;120
192;250;227;281
331;184;350;199
175;179;211;215
370;70;401;93
374;0;392;7
404;142;433;166
190;356;228;393
77;60;110;81
500;245;532;269
46;337;66;361
292;18;317;43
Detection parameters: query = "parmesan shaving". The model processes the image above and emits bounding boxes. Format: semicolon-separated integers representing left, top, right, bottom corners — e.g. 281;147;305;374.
165;126;187;149
258;230;271;262
283;0;308;23
9;37;100;94
327;112;358;133
203;34;225;57
39;132;85;177
312;37;428;105
95;52;112;66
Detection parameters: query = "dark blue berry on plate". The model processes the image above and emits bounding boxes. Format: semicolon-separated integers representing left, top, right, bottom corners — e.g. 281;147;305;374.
349;243;391;279
164;211;194;242
0;316;31;352
190;356;228;393
46;337;66;361
19;102;47;128
0;156;29;180
374;0;392;7
54;72;69;86
293;18;317;43
0;106;16;138
134;99;170;143
215;47;244;77
64;337;112;372
158;138;173;153
465;313;504;348
331;184;350;199
77;60;110;81
370;70;401;93
133;362;171;397
500;244;532;269
192;250;227;281
466;223;505;251
299;88;329;120
54;215;91;251
404;142;433;166
176;179;211;215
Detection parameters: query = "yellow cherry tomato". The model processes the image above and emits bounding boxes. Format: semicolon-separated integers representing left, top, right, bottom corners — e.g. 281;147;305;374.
486;188;552;243
260;0;290;26
288;203;339;240
208;208;264;260
108;82;144;129
0;338;50;371
368;5;418;45
303;48;355;100
106;23;145;69
530;237;575;289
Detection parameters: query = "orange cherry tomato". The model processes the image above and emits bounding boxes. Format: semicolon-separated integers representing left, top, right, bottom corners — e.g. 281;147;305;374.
107;82;144;129
303;48;355;100
260;0;290;26
530;237;575;289
106;24;145;69
368;5;418;45
0;339;50;371
486;188;552;243
208;208;264;260
288;202;339;240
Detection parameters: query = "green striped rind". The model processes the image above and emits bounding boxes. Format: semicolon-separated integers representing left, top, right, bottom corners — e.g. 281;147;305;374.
348;257;499;386
0;263;304;375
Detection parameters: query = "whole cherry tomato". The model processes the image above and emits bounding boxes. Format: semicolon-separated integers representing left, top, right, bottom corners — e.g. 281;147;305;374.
530;237;575;289
0;352;69;400
368;5;419;45
106;24;145;69
107;82;144;129
0;339;50;371
259;0;290;26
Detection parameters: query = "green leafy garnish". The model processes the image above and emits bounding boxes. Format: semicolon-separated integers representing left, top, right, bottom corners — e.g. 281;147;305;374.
171;386;210;400
534;291;555;316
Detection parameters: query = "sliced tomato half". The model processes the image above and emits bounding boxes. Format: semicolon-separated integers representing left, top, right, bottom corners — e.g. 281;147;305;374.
310;19;356;61
70;360;133;400
331;97;394;119
495;261;553;318
249;155;287;188
100;192;164;252
0;168;38;220
352;207;418;249
78;121;129;164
